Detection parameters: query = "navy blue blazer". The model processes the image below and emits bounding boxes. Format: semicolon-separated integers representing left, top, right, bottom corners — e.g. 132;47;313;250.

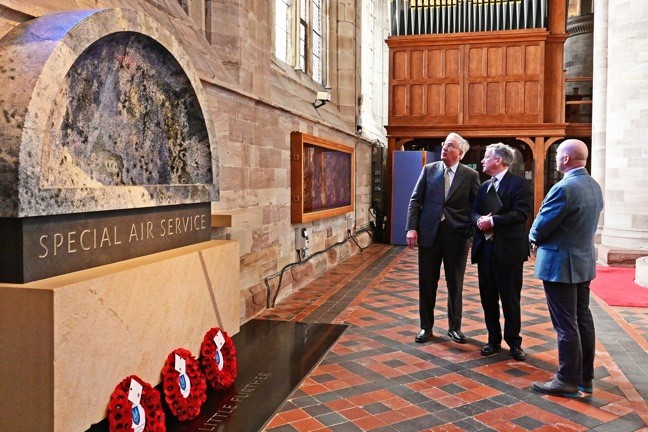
406;161;480;248
529;167;604;283
470;171;533;265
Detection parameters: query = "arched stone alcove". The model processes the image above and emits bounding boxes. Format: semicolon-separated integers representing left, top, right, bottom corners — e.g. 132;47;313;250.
0;8;218;218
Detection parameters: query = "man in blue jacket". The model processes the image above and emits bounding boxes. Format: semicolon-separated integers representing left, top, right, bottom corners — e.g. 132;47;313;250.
406;132;480;344
530;139;603;397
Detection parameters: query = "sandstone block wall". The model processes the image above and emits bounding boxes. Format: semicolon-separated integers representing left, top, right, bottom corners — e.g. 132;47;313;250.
0;0;385;323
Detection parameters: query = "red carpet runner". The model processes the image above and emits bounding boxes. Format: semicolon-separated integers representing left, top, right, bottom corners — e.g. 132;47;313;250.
591;265;648;307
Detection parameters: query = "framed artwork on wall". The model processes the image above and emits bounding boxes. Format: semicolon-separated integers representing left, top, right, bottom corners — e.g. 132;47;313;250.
290;132;355;223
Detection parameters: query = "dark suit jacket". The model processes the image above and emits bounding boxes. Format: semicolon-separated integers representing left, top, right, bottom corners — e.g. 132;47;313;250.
406;161;480;248
470;171;533;265
529;167;604;283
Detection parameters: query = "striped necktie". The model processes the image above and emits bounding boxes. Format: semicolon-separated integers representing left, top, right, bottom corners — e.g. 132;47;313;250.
444;167;452;198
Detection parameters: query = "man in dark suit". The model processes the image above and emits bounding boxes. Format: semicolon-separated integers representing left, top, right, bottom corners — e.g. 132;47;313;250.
406;132;480;344
471;143;532;361
530;139;604;397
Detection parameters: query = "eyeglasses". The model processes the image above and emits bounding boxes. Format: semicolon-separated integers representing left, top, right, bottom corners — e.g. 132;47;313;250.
442;141;457;149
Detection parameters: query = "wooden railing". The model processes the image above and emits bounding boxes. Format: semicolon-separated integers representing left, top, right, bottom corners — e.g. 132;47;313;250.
565;76;592;124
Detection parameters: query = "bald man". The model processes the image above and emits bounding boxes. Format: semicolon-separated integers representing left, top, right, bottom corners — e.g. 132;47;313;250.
529;139;603;398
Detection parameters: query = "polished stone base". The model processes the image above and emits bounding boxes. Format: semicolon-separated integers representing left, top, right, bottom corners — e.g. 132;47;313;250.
87;319;347;432
0;240;239;432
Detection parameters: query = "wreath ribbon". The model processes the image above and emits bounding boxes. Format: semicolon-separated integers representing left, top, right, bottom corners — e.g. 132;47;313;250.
199;327;238;390
107;375;166;432
160;348;207;421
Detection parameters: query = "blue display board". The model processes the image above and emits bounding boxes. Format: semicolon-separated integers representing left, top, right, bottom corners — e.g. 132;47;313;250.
390;151;437;245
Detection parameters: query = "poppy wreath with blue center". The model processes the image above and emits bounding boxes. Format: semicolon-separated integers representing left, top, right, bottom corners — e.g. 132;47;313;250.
160;348;207;421
199;327;238;390
108;375;166;432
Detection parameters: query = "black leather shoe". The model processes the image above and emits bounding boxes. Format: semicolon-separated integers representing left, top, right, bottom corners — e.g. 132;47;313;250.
415;329;432;343
447;330;466;344
480;343;501;356
510;346;526;361
532;378;579;398
579;380;593;394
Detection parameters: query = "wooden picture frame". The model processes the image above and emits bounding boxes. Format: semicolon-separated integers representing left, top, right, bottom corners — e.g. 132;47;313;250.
290;132;355;223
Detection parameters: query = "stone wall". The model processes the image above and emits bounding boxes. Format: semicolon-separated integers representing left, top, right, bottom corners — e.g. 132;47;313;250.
0;0;382;322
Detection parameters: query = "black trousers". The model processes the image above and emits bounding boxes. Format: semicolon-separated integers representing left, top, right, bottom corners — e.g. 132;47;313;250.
418;221;469;332
543;280;596;385
477;240;523;348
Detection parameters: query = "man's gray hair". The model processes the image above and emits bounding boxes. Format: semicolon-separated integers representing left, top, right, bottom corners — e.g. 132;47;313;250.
486;142;515;167
446;132;470;159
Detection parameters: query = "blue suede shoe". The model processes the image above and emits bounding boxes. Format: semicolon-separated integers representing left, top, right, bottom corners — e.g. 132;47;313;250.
579;380;593;394
532;378;579;398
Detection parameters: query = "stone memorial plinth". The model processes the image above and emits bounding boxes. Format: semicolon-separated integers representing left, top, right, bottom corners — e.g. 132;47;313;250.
0;8;237;432
0;240;239;431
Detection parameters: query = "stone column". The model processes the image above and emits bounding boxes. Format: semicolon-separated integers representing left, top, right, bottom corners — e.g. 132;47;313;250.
597;0;648;265
591;0;607;243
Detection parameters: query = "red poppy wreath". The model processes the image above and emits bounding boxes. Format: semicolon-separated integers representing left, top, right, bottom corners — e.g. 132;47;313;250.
107;375;166;432
199;327;238;390
160;348;207;421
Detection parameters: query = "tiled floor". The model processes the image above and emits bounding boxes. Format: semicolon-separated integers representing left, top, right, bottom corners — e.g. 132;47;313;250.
260;244;648;431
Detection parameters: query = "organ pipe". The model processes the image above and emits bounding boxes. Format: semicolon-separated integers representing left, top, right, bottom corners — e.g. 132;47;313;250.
390;0;547;35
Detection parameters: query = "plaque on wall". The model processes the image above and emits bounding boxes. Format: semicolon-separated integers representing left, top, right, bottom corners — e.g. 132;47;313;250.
0;203;211;283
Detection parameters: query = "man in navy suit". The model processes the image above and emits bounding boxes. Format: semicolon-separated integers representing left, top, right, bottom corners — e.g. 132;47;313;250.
530;139;603;397
471;143;532;361
406;132;480;344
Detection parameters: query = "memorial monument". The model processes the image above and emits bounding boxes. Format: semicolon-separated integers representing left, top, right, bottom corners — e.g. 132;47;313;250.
0;8;239;431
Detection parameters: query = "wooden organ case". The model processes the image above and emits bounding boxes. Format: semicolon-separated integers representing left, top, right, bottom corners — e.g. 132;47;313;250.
386;0;569;239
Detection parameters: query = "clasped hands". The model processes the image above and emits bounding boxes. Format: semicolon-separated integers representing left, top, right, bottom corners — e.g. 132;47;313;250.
476;213;493;232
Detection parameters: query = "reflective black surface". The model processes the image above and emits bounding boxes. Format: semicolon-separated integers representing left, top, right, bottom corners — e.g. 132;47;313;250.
87;319;347;432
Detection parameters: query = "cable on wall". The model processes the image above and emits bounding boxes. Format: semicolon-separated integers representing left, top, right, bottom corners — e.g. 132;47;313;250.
264;226;372;309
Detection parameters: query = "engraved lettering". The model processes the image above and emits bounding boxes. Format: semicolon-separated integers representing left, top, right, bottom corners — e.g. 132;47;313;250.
100;227;111;248
39;235;49;258
114;226;122;245
53;233;64;256
80;230;91;250
198;372;271;430
129;224;139;242
67;231;77;253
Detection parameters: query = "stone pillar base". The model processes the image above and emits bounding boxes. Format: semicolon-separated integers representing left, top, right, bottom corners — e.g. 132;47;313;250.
636;257;648;288
0;240;240;432
597;244;647;267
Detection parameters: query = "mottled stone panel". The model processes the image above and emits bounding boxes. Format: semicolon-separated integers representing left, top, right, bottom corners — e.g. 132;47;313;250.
44;32;212;187
0;8;218;217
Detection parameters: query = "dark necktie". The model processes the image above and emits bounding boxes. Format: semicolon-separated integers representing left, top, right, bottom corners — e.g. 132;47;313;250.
489;177;498;193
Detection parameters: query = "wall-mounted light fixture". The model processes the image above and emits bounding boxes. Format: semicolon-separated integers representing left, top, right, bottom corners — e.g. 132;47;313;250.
312;91;331;109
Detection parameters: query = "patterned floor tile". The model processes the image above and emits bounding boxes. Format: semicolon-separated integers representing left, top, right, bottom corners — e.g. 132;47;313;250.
262;245;648;431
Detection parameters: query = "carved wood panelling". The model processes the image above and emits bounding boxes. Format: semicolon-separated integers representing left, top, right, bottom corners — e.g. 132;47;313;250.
387;30;549;128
